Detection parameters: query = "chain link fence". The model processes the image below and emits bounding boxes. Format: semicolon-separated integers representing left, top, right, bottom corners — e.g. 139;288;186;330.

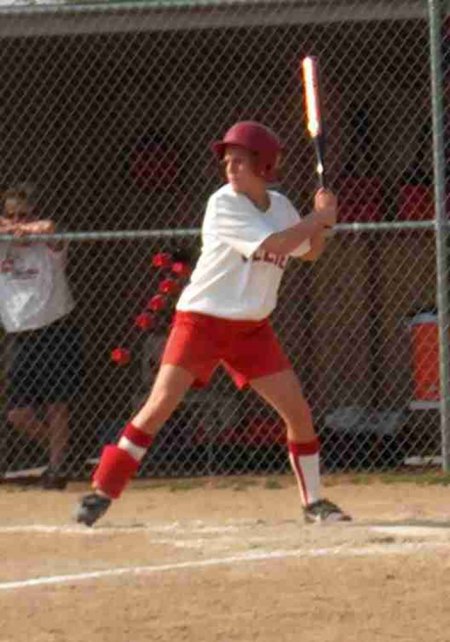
0;0;448;484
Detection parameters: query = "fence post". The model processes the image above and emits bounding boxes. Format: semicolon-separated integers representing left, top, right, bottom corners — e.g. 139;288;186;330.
428;0;450;470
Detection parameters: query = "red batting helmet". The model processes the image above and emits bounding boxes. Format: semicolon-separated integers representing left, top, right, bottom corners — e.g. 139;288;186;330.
211;121;282;182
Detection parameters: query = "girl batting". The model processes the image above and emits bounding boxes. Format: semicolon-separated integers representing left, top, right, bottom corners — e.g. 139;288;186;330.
76;121;350;525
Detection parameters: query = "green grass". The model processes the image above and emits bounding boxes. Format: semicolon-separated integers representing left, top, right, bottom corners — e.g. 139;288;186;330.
264;478;284;490
118;469;450;494
231;478;259;492
378;470;450;486
324;469;450;487
168;479;206;492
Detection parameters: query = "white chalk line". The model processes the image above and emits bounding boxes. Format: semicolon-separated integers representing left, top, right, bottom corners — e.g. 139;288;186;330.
1;521;450;537
0;522;244;536
0;540;449;592
1;521;450;542
0;524;172;535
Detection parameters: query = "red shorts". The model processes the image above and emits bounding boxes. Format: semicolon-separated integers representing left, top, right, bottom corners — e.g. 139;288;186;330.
161;311;291;389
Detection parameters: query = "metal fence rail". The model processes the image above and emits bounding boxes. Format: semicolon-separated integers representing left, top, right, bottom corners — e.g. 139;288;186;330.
0;0;449;484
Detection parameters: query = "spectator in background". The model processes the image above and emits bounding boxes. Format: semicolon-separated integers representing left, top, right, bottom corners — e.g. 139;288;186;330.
0;186;82;489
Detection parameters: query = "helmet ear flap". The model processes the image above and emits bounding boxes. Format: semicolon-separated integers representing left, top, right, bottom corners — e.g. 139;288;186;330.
259;151;282;181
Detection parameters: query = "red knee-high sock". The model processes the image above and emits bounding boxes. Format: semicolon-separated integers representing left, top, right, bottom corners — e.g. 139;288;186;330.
288;438;320;507
93;423;153;499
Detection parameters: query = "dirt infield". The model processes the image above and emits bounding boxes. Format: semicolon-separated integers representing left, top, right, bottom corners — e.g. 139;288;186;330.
1;475;450;642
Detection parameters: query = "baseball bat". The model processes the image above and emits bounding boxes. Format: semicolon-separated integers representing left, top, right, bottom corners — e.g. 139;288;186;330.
301;55;327;189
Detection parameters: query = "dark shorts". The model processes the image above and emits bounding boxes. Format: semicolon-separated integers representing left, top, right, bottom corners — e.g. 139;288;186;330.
6;316;83;409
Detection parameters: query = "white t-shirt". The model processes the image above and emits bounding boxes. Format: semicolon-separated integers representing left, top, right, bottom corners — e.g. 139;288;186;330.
176;184;311;320
0;241;75;332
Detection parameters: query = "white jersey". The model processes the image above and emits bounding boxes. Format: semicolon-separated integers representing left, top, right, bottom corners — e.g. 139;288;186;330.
176;184;311;320
0;241;75;332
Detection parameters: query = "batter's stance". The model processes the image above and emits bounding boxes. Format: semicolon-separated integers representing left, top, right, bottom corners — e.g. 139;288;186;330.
75;121;351;526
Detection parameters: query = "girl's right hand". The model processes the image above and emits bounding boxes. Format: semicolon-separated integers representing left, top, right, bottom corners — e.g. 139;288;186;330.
313;188;337;228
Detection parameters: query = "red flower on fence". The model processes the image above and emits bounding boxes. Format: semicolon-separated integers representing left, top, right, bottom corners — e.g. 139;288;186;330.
171;261;191;278
147;294;166;311
110;252;193;368
110;347;131;366
134;311;154;331
158;278;179;295
151;252;172;268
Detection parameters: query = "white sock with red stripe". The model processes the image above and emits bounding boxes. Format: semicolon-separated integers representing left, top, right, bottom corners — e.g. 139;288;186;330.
118;422;153;462
288;438;320;507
